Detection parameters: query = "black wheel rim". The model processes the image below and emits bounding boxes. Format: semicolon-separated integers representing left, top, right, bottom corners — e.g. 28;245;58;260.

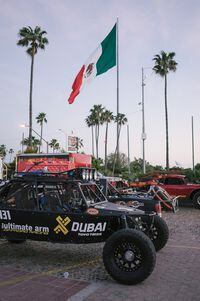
113;241;143;272
143;223;158;242
197;196;200;206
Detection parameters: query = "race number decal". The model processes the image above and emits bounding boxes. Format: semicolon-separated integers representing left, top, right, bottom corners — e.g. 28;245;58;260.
0;210;11;220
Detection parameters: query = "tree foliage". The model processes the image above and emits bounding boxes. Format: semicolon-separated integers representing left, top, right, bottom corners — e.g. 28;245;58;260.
49;139;60;153
0;144;7;159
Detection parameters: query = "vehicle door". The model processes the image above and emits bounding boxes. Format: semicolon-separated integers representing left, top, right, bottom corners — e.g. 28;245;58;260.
0;180;41;241
48;181;110;244
160;177;187;197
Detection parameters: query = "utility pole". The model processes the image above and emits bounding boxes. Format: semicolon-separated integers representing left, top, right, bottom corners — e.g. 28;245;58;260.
59;129;68;152
191;116;195;171
141;67;147;174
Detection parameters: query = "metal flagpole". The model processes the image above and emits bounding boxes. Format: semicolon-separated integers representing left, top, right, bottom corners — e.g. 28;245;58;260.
191;116;195;171
116;17;119;157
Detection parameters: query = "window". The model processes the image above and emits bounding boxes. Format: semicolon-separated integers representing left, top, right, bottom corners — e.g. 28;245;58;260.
60;182;85;212
0;182;37;210
80;183;107;204
164;178;184;185
37;182;63;212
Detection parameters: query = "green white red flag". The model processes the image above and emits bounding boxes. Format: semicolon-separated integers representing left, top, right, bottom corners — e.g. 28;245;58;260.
68;24;116;104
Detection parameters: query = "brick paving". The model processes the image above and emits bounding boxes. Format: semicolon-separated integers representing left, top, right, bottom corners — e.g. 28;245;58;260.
0;267;89;301
0;208;199;301
83;241;200;301
83;209;200;301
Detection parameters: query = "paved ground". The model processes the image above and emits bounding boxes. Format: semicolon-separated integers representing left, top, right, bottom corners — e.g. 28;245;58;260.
0;208;199;300
0;268;89;301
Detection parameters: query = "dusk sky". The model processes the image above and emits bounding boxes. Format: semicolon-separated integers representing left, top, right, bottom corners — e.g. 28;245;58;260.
1;0;200;167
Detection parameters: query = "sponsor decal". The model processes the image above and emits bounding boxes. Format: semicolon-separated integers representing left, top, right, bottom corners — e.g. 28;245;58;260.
86;208;99;215
54;216;71;235
117;206;136;212
53;215;107;237
94;205;105;209
1;222;49;235
71;221;107;237
0;210;11;220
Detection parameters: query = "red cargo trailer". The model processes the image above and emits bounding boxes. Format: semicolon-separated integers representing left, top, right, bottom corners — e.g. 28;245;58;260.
16;153;92;173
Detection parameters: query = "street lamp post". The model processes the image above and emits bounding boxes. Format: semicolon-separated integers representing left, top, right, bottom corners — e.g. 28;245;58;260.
21;132;24;153
141;67;147;174
20;124;49;153
191;116;195;172
141;66;152;174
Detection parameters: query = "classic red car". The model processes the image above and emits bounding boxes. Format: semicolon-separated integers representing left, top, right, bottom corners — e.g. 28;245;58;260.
154;174;200;208
131;174;200;209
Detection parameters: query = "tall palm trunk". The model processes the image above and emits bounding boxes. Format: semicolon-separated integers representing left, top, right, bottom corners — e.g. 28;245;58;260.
91;126;94;157
104;122;108;173
165;74;169;171
39;122;43;153
29;51;34;147
95;123;100;158
95;125;98;158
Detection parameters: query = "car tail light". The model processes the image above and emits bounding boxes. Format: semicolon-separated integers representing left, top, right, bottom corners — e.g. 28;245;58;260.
155;202;162;217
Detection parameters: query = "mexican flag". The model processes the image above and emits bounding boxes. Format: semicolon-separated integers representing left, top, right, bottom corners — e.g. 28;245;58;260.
68;24;116;104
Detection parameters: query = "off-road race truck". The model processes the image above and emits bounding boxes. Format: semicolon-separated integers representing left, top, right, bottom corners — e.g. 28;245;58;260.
98;178;169;251
0;169;160;285
98;178;163;215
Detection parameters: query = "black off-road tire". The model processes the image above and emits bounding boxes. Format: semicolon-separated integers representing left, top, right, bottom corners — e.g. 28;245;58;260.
103;229;156;285
141;215;169;251
193;192;200;209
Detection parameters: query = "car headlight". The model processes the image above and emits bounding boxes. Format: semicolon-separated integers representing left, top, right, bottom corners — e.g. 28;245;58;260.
93;170;97;180
82;169;86;180
85;170;89;180
89;170;93;180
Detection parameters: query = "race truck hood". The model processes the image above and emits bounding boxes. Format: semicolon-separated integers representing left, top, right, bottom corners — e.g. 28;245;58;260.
92;201;147;216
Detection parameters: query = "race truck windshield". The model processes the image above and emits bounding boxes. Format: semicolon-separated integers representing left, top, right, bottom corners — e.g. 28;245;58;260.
80;183;107;205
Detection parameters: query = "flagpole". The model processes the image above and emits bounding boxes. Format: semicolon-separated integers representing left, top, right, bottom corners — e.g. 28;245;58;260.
116;17;119;158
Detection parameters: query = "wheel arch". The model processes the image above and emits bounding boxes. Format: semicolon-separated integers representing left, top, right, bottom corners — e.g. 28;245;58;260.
189;189;200;200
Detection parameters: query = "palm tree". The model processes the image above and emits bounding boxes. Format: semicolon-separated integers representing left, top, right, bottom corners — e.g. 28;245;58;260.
112;113;128;174
36;112;47;152
49;139;60;153
85;115;95;157
17;26;48;147
89;105;104;158
22;136;41;153
0;144;7;159
102;110;114;173
153;51;177;171
8;148;14;163
76;137;84;153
